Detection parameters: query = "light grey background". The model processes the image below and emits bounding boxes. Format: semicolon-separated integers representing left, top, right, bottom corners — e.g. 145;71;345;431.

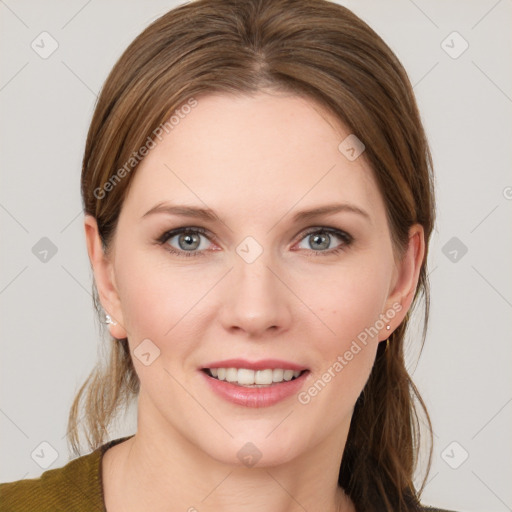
1;1;511;511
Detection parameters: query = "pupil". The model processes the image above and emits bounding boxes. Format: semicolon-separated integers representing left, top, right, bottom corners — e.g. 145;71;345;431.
180;233;199;250
311;233;329;250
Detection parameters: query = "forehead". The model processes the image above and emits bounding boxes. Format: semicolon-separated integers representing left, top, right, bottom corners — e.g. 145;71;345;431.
123;92;385;225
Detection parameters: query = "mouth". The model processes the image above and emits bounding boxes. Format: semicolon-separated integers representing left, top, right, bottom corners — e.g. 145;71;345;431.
199;360;310;407
201;367;308;388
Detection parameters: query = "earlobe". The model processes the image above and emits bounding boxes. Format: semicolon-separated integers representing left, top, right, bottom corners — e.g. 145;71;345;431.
84;215;128;339
380;224;425;340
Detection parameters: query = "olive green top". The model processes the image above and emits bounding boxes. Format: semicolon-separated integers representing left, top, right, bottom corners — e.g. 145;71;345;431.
0;436;456;511
0;436;131;512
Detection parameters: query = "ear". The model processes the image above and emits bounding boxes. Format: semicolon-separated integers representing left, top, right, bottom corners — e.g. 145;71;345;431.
378;223;425;341
84;214;128;339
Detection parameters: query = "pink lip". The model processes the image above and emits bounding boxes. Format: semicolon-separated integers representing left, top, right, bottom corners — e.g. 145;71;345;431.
201;358;307;371
200;369;310;408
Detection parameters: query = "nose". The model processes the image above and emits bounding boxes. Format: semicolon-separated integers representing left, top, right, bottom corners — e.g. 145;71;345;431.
219;253;293;338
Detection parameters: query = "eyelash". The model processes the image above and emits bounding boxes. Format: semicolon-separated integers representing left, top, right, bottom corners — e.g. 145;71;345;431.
156;226;353;258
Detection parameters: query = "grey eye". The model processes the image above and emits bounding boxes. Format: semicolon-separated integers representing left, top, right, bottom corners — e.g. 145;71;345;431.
166;231;210;252
308;233;331;250
297;230;344;252
178;232;200;250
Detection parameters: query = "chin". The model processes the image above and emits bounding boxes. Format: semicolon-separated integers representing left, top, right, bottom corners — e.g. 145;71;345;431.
186;424;304;468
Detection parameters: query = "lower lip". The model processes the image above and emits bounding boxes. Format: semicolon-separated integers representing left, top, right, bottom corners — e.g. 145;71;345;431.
200;370;309;408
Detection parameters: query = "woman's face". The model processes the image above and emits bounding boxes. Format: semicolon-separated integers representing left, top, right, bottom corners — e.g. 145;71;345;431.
88;92;422;467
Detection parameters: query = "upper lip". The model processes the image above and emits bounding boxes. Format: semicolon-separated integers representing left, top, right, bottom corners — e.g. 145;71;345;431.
201;358;308;371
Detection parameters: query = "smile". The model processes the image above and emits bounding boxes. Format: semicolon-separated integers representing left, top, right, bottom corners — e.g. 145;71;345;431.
202;367;306;387
200;367;310;408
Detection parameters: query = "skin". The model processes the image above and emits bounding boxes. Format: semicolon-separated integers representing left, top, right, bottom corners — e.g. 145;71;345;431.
85;91;425;512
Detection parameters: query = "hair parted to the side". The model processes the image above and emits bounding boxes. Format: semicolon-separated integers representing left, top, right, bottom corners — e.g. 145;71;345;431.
72;1;436;510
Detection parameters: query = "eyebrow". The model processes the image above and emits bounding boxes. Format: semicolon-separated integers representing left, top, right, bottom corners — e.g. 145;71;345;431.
142;202;371;224
291;203;371;224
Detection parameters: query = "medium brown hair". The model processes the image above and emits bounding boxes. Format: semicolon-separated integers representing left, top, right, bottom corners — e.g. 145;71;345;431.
71;1;436;510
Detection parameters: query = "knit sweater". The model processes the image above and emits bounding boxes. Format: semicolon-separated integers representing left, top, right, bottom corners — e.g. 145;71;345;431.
0;436;457;511
0;436;131;512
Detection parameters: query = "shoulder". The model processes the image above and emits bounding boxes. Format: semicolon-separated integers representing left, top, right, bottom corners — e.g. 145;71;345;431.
0;436;131;512
0;451;102;512
421;505;460;512
0;449;103;512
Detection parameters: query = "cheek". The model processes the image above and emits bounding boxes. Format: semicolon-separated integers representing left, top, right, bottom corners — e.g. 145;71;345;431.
114;247;217;350
293;255;390;348
293;263;387;425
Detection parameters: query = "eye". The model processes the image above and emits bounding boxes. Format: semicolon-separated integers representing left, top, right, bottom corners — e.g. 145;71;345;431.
157;226;353;258
295;227;353;255
157;227;214;257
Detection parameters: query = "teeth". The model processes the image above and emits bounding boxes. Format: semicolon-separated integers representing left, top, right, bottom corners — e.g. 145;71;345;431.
226;368;238;382
283;369;294;381
272;369;284;381
206;368;303;387
238;368;255;385
255;369;273;385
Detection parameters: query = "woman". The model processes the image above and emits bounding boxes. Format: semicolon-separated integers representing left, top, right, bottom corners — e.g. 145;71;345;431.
0;0;456;510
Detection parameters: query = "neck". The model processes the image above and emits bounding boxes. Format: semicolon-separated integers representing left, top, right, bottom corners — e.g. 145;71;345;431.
102;396;355;512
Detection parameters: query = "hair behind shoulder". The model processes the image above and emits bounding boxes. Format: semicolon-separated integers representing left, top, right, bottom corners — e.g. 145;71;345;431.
72;1;436;510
